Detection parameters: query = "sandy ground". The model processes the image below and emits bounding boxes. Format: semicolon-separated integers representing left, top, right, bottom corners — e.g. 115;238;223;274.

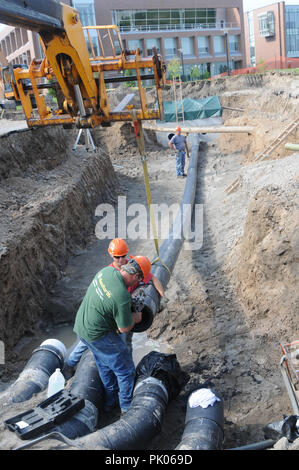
0;124;298;450
0;118;28;136
0;72;298;451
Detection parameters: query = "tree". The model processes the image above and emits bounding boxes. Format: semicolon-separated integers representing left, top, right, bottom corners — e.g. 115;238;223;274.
167;58;181;80
190;65;202;81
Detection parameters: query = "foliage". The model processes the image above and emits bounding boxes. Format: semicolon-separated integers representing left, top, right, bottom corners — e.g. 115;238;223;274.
167;58;182;79
124;69;136;87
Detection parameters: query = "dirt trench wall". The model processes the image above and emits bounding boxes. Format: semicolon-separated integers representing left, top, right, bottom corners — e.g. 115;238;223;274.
0;127;74;180
226;185;299;341
0;127;119;352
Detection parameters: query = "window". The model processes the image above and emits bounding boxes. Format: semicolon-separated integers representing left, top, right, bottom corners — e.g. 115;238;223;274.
258;11;275;37
164;38;177;58
128;39;143;55
198;36;209;55
113;9;216;32
248;11;256;66
214;36;225;55
146;38;160;55
73;0;96;26
180;37;194;57
285;6;299;57
229;35;239;55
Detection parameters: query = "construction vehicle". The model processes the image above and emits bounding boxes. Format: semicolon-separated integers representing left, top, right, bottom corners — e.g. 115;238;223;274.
0;47;35;108
0;0;166;129
0;47;19;108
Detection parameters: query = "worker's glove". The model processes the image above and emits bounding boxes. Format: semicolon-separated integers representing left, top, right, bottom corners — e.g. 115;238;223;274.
159;296;169;312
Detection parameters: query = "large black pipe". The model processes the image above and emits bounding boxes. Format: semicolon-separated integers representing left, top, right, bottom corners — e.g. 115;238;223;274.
53;350;105;439
176;388;224;450
74;376;169;450
0;339;67;405
132;134;200;333
70;351;187;450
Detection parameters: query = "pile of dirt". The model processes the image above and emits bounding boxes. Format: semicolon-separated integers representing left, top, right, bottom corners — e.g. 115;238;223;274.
225;185;299;342
163;72;298;163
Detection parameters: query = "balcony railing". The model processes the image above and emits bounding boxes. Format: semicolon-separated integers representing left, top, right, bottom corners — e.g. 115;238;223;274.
119;22;241;33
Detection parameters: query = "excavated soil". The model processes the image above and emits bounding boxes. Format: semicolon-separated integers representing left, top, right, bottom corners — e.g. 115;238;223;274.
0;72;298;451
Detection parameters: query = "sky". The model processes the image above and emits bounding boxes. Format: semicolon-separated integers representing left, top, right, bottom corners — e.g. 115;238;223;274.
0;1;299;30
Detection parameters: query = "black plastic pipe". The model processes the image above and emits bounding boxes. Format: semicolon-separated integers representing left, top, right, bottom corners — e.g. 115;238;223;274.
132;134;200;333
53;350;105;439
176;388;224;450
74;375;169;450
0;339;67;404
228;439;275;451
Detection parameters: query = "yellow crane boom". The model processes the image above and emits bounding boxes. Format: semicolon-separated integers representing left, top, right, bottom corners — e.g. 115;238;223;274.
0;0;166;128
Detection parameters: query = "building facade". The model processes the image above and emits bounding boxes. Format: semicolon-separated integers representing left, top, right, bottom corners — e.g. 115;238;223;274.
0;26;43;66
0;1;246;79
72;0;246;78
244;2;299;67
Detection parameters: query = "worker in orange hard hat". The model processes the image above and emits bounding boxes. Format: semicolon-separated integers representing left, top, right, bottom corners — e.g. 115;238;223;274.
72;258;146;414
108;238;129;270
169;125;188;178
107;239;166;299
64;242;167;376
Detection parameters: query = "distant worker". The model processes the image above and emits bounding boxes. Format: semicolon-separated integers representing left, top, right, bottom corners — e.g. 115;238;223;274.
73;256;151;414
169;126;187;178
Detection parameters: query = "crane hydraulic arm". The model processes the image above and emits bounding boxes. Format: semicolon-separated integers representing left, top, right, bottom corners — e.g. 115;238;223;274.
0;0;166;128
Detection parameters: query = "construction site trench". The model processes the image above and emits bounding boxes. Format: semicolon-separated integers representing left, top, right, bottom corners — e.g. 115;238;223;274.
0;72;298;451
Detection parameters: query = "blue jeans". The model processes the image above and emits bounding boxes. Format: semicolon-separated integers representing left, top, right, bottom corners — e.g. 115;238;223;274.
66;340;88;367
66;334;127;367
79;332;135;412
175;151;185;176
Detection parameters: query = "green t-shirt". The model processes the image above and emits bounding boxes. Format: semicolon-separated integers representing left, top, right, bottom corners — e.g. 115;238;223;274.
74;266;132;342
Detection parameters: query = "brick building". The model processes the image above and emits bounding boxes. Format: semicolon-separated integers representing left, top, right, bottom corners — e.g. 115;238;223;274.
0;1;247;79
71;0;246;78
244;2;299;67
0;26;43;66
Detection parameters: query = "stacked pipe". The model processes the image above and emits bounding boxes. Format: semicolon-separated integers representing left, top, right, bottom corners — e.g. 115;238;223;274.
132;133;200;333
72;352;187;450
0;339;66;405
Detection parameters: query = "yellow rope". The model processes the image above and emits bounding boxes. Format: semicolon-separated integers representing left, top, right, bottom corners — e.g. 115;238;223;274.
132;112;171;276
141;155;171;277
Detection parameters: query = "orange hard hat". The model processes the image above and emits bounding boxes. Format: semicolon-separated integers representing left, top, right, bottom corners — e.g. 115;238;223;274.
108;238;129;257
131;255;151;279
176;126;181;131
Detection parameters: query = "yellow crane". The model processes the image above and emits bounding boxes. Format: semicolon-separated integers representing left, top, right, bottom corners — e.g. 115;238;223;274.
0;0;166;129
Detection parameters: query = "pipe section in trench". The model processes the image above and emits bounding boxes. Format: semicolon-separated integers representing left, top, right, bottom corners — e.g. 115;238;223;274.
0;339;67;405
132;133;200;333
52;349;105;439
176;388;224;450
70;351;187;450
